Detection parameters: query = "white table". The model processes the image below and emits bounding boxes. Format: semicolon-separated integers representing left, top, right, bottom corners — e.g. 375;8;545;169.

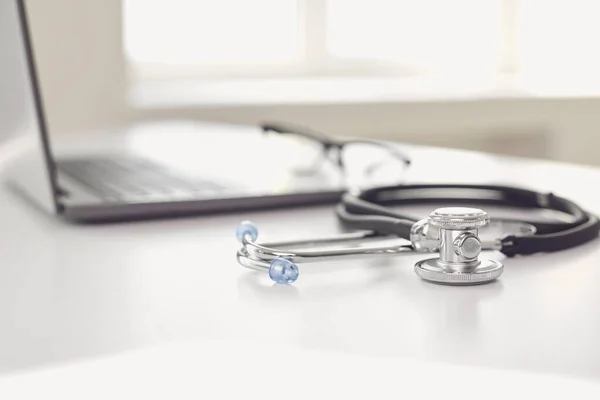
0;142;600;387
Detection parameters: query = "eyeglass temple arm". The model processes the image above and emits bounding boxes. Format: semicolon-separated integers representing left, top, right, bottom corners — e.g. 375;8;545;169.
261;122;349;169
340;138;412;166
260;122;337;148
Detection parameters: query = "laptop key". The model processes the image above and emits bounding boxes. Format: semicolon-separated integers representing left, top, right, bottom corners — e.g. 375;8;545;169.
58;157;223;201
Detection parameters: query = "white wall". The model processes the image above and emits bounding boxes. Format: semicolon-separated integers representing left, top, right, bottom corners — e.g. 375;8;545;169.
24;0;600;166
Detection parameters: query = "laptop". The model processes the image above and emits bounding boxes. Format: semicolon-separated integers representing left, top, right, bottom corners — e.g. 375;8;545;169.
0;0;346;223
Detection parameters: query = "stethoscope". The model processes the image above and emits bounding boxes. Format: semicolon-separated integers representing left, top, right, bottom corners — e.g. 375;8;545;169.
236;184;600;286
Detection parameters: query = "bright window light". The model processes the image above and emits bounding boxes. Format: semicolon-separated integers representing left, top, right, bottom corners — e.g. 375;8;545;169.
123;0;600;83
123;0;299;66
326;0;503;73
516;0;600;77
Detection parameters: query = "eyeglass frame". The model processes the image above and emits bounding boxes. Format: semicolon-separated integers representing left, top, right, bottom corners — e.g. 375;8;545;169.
260;121;411;176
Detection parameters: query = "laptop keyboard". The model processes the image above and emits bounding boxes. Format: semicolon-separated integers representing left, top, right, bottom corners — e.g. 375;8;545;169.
58;157;225;201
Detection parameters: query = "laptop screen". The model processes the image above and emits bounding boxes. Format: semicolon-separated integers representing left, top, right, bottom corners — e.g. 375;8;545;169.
0;0;58;213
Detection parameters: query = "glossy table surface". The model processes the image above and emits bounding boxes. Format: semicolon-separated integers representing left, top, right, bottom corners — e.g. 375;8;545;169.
1;138;600;386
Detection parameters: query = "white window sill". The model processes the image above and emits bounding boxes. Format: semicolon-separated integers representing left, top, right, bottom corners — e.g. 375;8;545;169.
129;75;600;110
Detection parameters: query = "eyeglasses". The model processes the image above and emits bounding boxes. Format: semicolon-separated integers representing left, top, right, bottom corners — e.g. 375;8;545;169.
260;121;411;187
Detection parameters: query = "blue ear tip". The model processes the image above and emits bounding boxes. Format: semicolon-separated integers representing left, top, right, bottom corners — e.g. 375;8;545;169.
269;257;299;284
236;221;258;243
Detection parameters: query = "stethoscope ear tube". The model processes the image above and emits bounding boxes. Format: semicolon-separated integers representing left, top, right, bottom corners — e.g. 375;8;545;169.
338;184;600;257
336;193;415;237
500;213;600;256
236;206;506;285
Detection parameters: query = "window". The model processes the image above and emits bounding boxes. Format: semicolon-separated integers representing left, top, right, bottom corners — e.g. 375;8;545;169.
123;1;600;85
516;0;600;81
326;0;503;75
124;0;300;79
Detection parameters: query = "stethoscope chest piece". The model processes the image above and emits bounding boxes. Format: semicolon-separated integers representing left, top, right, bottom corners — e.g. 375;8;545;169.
413;207;504;285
